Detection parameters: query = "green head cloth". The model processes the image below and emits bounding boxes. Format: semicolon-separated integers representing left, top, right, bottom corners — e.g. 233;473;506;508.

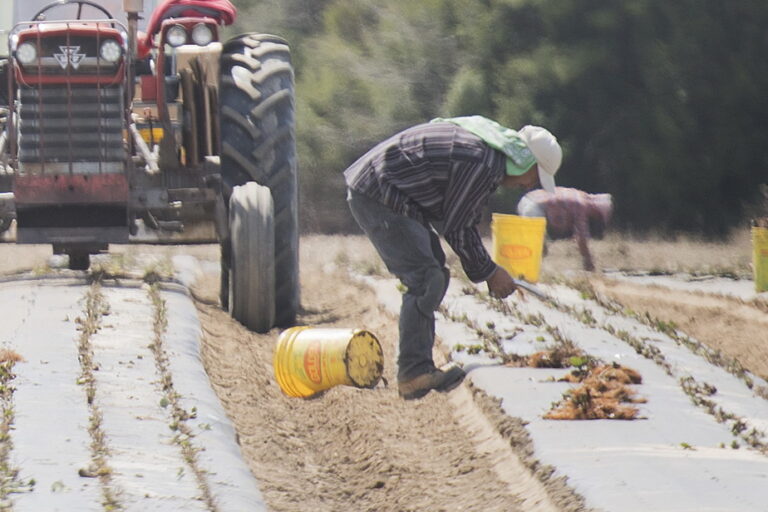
431;115;536;176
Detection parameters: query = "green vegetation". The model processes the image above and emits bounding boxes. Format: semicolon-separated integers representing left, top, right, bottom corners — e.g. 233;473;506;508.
228;0;767;235
77;283;122;510
146;283;215;510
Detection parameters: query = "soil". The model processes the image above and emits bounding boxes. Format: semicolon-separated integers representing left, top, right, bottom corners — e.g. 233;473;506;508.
591;277;768;380
189;236;561;512
0;234;764;511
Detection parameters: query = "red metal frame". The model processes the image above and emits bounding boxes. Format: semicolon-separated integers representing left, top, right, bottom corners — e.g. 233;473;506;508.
14;23;126;86
14;174;129;205
144;0;236;44
16;25;124;42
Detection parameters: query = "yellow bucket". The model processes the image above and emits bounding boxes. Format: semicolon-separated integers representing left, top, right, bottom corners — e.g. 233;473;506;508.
753;226;768;292
491;213;547;283
273;327;384;398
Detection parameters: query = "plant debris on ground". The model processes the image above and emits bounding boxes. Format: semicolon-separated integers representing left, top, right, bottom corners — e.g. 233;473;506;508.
545;363;646;421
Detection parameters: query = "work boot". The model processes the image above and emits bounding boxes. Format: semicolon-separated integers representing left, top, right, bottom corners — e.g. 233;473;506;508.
398;364;466;400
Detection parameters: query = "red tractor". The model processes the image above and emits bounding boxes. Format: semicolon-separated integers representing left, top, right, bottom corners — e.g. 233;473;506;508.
0;0;299;333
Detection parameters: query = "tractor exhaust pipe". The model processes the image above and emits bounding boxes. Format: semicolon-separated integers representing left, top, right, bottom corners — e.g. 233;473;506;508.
123;0;143;56
124;0;144;102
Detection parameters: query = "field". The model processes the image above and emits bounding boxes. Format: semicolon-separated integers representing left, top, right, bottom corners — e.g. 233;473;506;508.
0;228;766;511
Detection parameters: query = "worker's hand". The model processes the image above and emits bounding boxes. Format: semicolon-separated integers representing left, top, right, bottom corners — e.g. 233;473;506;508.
486;266;518;299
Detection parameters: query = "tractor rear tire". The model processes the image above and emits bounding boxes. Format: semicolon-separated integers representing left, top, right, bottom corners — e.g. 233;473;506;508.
228;182;276;333
220;33;299;328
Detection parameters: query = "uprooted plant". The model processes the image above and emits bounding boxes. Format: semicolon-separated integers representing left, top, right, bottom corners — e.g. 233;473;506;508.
545;363;646;420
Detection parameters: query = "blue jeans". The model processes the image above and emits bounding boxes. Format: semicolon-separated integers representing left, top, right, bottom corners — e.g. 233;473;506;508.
347;190;450;381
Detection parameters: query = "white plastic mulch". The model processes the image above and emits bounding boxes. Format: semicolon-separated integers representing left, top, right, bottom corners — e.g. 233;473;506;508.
361;272;768;512
602;270;768;302
0;271;266;511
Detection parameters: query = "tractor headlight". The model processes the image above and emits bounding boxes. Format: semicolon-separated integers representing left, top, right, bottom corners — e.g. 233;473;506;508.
166;25;187;47
191;23;213;46
99;39;122;63
16;42;37;65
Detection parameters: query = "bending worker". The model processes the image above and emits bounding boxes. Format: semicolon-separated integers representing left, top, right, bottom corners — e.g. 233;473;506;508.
344;116;562;400
517;187;613;271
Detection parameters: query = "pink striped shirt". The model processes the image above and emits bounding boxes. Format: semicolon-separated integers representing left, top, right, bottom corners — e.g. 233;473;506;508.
519;187;612;270
523;187;592;240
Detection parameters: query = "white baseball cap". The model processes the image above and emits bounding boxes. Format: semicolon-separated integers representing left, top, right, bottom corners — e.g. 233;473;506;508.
518;125;562;193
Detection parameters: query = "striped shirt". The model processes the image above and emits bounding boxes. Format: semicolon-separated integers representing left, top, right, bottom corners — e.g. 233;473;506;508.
344;122;505;282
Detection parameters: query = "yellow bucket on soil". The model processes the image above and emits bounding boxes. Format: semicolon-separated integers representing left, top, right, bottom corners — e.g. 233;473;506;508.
491;213;547;283
273;327;384;398
753;226;768;292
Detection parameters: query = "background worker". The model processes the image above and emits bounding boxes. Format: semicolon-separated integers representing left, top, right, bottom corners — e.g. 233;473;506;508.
344;116;562;400
517;187;613;271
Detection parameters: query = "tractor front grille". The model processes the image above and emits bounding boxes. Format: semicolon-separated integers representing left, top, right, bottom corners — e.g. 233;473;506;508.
15;35;122;76
18;84;125;174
